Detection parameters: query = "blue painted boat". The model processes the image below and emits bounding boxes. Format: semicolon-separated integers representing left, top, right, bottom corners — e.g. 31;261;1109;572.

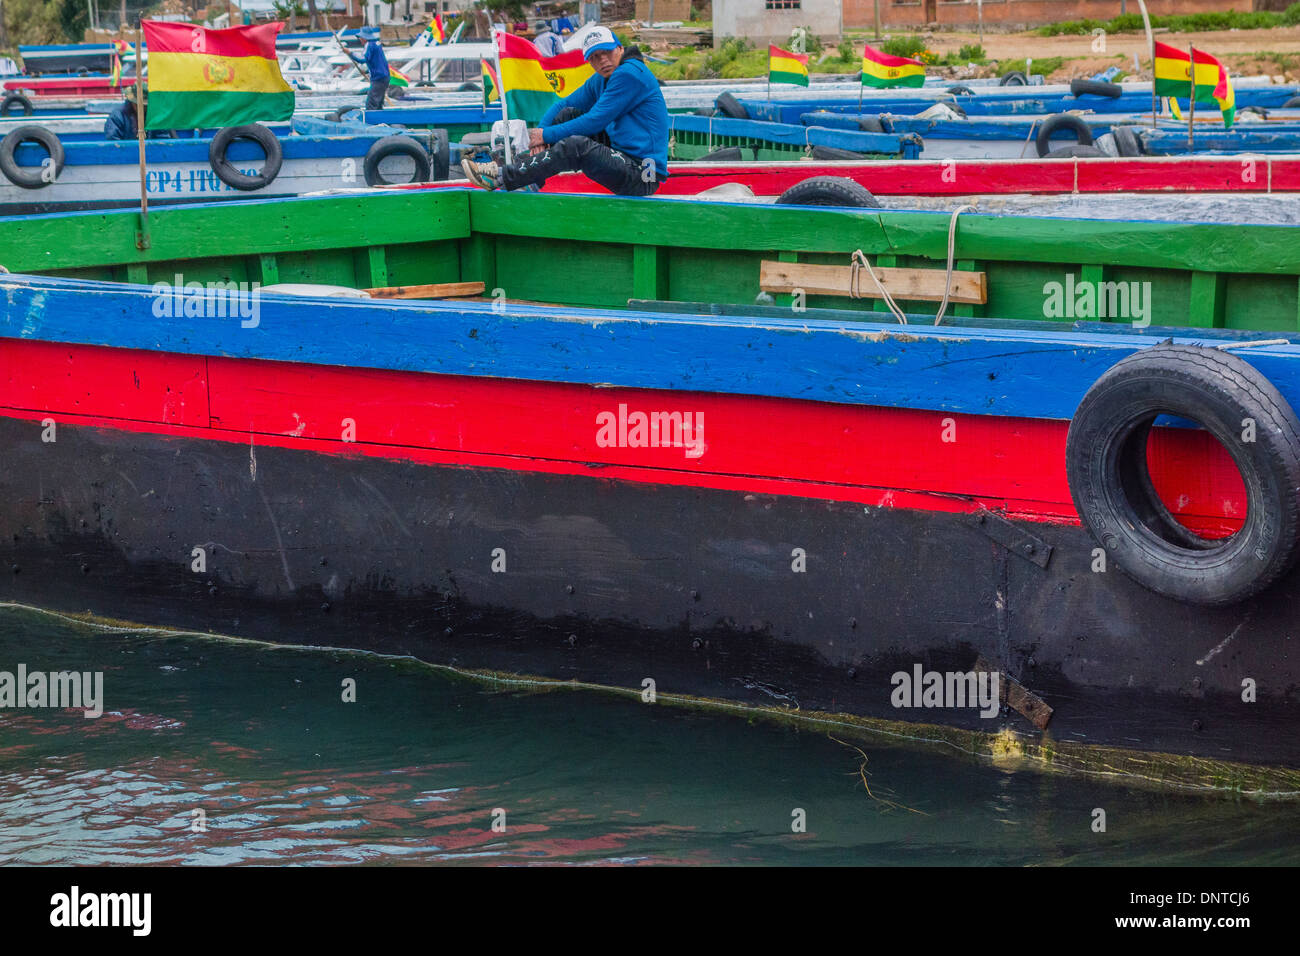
0;126;443;215
668;113;922;160
798;109;1300;158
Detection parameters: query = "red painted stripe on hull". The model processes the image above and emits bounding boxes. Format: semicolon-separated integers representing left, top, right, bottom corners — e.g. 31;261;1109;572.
507;158;1300;196
0;338;1246;533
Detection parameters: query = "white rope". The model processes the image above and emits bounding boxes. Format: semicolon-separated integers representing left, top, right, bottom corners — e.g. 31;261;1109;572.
933;204;977;326
848;203;976;326
850;250;909;323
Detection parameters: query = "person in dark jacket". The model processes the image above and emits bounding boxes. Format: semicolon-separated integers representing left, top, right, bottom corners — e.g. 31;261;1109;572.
461;27;668;196
344;26;391;110
103;83;170;139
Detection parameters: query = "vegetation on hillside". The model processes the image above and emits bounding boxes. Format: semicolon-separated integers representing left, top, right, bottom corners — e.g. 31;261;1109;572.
1038;4;1300;36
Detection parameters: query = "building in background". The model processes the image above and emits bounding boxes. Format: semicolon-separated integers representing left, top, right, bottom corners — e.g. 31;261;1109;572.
711;0;841;46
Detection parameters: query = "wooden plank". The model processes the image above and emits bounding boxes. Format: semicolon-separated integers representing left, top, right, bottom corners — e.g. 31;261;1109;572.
759;260;987;305
774;250;798;309
1189;271;1227;328
364;281;486;300
257;253;280;287
365;246;388;289
631;245;669;302
953;260;979;318
125;263;148;286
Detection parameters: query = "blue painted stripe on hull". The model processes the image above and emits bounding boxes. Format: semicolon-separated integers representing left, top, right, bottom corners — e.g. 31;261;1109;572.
4;274;1300;422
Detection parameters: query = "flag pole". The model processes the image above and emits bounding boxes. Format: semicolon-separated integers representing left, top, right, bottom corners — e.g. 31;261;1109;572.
1187;42;1195;153
1135;0;1155;128
134;29;149;252
492;28;513;166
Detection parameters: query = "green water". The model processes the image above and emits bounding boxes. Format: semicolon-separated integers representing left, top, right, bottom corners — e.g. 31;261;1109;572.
1;605;1297;866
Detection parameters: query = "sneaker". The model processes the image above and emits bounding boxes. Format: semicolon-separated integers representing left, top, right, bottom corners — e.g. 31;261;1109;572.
461;157;501;191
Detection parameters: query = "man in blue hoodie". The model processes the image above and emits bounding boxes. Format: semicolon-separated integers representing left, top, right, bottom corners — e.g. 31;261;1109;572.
461;27;668;196
344;26;390;109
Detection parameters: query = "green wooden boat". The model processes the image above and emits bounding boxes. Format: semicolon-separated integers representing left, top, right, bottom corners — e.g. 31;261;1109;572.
0;188;1296;334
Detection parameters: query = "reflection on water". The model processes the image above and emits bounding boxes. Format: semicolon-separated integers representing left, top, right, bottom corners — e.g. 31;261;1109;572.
0;605;1296;866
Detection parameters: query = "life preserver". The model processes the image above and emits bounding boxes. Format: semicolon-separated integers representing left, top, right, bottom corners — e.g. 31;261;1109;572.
0;125;64;189
208;124;283;191
1066;344;1300;606
1036;113;1094;157
363;134;432;186
775;175;880;207
0;92;33;117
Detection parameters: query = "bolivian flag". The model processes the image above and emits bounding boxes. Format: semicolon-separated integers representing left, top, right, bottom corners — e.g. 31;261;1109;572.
494;30;592;123
1153;41;1219;103
389;66;410;88
769;44;809;87
1153;41;1235;127
861;44;925;89
481;60;500;107
425;14;446;45
142;20;294;130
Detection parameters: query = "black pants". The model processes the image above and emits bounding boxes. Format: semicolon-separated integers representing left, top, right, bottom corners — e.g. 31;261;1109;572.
366;77;390;110
501;136;660;196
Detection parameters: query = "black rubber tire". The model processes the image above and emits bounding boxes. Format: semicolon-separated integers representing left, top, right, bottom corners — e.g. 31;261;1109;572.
714;92;748;119
999;70;1028;86
857;115;885;133
1070;78;1123;98
429;128;450;181
1240;105;1268;118
946;85;975;96
0;125;65;189
1045;144;1106;158
208;124;283;191
808;145;870;160
1036;113;1094;156
775;175;880;207
1112;125;1142;157
363;134;432;186
0;92;33;117
694;107;718;116
457;82;481;92
698;146;744;161
1066;344;1300;606
328;106;363;122
1283;96;1300;108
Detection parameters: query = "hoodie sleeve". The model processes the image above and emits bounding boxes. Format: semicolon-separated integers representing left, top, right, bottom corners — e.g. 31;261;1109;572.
540;69;641;143
539;73;601;128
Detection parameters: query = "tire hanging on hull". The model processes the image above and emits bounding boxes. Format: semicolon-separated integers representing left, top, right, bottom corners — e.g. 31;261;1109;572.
1066;344;1300;606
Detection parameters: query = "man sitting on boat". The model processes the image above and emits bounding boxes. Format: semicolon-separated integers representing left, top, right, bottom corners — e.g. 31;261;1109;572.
343;26;390;110
461;27;668;197
103;83;171;140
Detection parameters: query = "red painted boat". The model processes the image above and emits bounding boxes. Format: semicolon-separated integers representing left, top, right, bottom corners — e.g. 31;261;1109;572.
2;75;136;98
421;156;1300;197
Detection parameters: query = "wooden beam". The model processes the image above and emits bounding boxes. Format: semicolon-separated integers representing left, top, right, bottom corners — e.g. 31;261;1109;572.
1189;271;1227;328
759;260;987;305
364;281;486;300
632;245;669;302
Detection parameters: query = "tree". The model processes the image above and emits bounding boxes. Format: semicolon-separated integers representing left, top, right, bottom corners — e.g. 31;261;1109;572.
57;0;89;41
4;0;65;47
305;0;318;30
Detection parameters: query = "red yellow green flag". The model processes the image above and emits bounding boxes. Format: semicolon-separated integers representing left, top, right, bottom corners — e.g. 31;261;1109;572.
494;30;593;123
388;66;410;88
142;20;294;130
1153;41;1235;127
1152;41;1218;102
861;44;925;89
425;15;446;45
768;44;809;87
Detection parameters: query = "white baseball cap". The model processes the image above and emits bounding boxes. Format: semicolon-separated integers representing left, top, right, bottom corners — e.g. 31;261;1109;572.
582;26;621;60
